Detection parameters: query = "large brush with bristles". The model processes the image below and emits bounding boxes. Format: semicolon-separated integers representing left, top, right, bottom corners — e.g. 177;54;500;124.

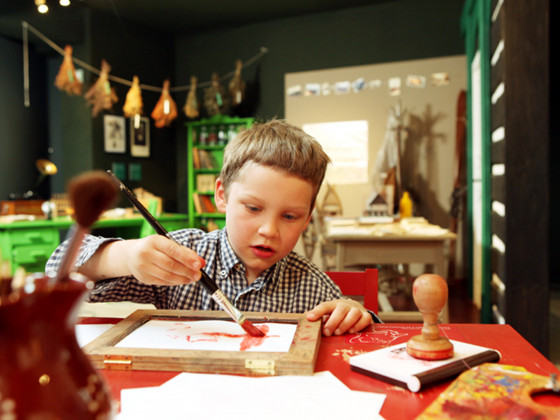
54;170;118;283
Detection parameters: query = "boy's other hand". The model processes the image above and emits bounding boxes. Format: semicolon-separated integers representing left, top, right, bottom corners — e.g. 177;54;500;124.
125;235;205;286
306;299;373;336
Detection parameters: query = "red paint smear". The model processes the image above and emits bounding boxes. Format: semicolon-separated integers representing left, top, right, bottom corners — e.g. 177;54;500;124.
184;325;273;351
239;325;270;351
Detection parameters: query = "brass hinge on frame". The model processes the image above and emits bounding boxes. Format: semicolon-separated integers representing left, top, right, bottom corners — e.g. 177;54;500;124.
245;359;275;376
104;355;133;370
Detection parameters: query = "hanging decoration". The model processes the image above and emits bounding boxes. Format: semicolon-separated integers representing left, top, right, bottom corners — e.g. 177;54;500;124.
151;79;178;128
21;22;269;125
229;59;246;106
183;76;199;119
54;45;82;95
204;72;228;116
84;59;118;117
123;75;144;118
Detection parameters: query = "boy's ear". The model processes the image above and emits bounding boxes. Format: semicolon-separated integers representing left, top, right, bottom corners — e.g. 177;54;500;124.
214;178;227;213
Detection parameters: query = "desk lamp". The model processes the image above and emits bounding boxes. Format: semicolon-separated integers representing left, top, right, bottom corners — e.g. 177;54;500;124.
21;159;58;199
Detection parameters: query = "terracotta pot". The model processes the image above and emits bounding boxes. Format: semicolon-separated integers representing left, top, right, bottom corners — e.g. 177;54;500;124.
0;275;114;419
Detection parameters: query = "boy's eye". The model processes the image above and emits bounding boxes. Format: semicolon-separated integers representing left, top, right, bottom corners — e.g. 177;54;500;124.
246;204;261;212
283;213;298;221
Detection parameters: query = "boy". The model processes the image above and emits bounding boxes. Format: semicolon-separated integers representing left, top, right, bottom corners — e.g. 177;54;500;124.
46;120;378;335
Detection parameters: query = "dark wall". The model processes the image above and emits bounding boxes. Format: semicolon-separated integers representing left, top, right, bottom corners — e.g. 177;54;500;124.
86;11;177;210
0;9;176;210
173;0;466;212
0;35;49;201
551;3;559;288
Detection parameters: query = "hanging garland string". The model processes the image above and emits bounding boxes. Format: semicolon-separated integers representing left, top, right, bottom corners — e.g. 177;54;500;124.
21;21;268;105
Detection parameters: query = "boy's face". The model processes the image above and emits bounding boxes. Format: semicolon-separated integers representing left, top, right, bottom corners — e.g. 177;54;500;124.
215;163;313;283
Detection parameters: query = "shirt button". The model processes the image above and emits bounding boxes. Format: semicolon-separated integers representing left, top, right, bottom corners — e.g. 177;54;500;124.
220;270;227;278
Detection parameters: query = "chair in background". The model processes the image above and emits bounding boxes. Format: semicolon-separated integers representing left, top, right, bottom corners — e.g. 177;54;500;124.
326;269;379;314
327;269;424;322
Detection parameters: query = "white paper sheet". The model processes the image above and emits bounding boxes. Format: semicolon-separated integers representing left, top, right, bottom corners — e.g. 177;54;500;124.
115;320;298;352
119;371;386;420
75;324;113;347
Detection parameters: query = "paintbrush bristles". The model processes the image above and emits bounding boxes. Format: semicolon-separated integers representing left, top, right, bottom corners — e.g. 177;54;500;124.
68;170;118;227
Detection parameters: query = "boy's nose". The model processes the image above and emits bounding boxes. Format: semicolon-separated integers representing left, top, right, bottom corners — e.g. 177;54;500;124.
258;218;279;238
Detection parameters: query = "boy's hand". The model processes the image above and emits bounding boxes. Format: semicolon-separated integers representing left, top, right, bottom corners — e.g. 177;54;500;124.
119;235;205;285
79;235;206;286
306;299;373;336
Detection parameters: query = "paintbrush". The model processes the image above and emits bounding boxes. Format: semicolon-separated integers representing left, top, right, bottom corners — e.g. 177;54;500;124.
0;260;12;298
107;170;264;337
54;170;118;283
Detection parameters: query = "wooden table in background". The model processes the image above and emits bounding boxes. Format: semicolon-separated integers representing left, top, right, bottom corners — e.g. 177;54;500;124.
327;229;456;322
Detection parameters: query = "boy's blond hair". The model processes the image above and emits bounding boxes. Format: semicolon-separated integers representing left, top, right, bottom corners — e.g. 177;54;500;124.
220;119;330;211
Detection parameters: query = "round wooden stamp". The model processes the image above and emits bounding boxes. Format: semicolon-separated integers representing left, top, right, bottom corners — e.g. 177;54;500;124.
407;274;454;360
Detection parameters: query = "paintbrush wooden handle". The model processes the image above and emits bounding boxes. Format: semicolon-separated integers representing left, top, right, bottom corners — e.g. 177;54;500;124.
106;171;265;335
55;225;87;282
107;171;168;234
107;170;220;296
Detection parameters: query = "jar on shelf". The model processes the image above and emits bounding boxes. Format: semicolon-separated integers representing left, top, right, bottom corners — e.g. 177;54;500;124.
227;124;238;142
198;126;208;145
207;126;218;145
218;125;227;145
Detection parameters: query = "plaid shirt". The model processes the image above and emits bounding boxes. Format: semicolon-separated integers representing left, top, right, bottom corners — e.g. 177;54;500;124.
46;228;343;313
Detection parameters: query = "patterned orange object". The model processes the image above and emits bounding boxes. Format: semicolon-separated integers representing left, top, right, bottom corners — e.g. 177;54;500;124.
123;75;143;117
229;59;246;106
204;72;227;116
54;45;82;95
418;363;560;419
84;59;118;117
151;80;178;128
183;76;199;119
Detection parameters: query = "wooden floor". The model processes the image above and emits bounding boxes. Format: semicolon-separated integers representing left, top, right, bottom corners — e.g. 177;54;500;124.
386;277;480;323
447;277;480;323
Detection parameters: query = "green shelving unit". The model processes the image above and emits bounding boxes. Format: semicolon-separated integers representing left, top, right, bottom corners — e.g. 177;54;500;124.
186;115;254;230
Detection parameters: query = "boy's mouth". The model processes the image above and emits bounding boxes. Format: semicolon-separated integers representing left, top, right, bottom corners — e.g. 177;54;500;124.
251;244;275;258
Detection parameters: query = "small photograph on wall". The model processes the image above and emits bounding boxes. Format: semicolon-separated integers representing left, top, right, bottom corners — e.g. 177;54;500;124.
104;115;126;153
130;116;150;158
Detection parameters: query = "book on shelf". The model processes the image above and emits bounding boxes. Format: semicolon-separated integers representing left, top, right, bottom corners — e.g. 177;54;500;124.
192;192;217;214
192;147;201;169
200;195;217;213
192;148;218;170
349;340;501;392
196;174;216;193
192;192;203;214
200;149;218;169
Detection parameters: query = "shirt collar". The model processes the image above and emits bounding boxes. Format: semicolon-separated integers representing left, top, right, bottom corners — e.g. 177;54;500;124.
217;228;241;272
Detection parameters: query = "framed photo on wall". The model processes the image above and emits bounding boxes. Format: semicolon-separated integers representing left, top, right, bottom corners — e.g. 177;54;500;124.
104;115;126;153
130;116;150;158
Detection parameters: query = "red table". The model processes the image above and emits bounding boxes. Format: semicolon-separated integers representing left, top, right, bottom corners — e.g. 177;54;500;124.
81;320;559;419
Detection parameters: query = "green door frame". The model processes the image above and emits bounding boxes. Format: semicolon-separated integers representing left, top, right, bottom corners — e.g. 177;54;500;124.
461;0;492;323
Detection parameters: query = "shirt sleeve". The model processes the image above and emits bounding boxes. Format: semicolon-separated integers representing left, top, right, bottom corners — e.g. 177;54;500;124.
45;233;120;277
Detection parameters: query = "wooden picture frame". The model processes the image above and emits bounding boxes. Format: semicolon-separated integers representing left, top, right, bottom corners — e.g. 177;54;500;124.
130;116;150;157
84;310;321;376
